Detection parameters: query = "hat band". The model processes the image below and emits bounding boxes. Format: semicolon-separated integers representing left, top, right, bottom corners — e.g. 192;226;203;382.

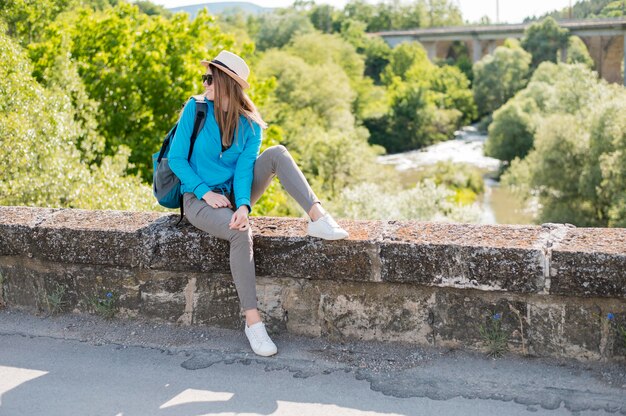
211;59;239;76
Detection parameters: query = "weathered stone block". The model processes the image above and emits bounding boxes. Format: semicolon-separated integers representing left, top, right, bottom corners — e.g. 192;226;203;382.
255;276;291;333
0;206;58;256
551;228;626;298
432;290;528;352
252;217;383;282
316;281;434;343
146;221;231;273
381;222;546;293
69;265;141;312
280;279;322;337
194;273;241;328
1;258;48;311
527;300;603;360
28;209;164;267
136;270;191;322
0;257;139;313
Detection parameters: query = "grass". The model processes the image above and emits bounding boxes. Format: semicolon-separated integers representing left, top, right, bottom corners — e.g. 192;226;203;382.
479;312;509;358
87;291;119;319
46;283;68;314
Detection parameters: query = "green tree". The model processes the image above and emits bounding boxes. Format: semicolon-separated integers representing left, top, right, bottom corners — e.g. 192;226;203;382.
342;0;376;30
505;115;597;225
532;0;625;20
331;180;481;222
566;35;594;69
286;32;365;81
485;99;536;163
598;1;626;17
284;32;388;121
337;18;392;84
28;3;240;180
308;3;338;33
429;65;476;125
253;10;314;51
581;95;626;226
255;49;383;199
0;0;77;45
443;40;473;83
424;0;463;27
521;17;570;70
369;41;475;152
0;28;155;210
500;62;626;226
134;0;172;17
337;0;460;32
361;33;392;84
367;82;439;152
381;41;431;83
472;39;532;116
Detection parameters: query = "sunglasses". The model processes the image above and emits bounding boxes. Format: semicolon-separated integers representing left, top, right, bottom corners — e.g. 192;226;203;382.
201;73;213;85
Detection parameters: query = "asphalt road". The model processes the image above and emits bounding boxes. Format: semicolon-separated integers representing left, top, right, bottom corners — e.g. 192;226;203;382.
0;309;624;416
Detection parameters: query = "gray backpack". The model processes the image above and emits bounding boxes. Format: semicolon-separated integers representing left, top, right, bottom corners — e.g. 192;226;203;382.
152;95;208;224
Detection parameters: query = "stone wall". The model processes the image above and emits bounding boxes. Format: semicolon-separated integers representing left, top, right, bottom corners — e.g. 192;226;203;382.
1;206;625;361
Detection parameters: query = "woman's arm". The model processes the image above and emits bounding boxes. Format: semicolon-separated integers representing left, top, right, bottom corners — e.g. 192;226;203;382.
168;99;211;200
233;121;263;212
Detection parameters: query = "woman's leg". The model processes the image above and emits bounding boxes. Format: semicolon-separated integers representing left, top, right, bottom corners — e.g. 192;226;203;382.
183;193;257;313
183;192;277;356
250;145;348;240
250;145;321;215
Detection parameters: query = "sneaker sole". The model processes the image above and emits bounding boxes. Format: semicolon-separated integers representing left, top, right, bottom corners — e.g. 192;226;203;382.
307;231;349;240
252;347;278;357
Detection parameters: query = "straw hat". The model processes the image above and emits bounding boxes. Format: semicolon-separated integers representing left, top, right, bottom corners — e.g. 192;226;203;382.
201;50;250;89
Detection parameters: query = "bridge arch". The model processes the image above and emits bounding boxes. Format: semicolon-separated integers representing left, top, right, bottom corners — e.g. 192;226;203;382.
374;18;626;85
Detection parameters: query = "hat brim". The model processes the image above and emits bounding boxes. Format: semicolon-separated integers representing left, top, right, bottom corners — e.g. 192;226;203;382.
201;60;250;89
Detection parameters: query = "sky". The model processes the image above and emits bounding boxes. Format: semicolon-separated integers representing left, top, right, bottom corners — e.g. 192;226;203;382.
149;0;575;24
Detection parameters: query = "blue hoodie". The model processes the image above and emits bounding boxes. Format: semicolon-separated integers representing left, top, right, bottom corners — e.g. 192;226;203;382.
168;97;262;211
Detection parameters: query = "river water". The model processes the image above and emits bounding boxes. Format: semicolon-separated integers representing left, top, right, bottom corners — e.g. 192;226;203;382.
376;127;534;225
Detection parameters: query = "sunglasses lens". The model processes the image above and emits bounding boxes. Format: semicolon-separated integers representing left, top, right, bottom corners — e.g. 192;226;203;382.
202;74;213;85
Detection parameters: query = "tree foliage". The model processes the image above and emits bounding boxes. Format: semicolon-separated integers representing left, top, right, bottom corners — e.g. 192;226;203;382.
255;47;384;200
499;62;626;226
530;0;625;20
0;0;489;223
521;17;570;70
367;41;476;153
472;39;532;117
28;3;242;180
253;9;314;51
566;35;594;68
0;28;155;210
331;180;481;222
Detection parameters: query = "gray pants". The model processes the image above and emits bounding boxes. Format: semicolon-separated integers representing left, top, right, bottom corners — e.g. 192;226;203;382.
183;145;320;311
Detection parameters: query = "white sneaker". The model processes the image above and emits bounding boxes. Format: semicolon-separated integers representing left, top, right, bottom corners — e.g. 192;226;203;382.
307;214;349;240
244;322;278;357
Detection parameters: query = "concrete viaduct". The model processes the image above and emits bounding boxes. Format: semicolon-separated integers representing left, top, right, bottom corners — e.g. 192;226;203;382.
373;17;626;85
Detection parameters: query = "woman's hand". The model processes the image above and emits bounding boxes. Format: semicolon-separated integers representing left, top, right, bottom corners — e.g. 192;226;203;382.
229;206;250;231
202;191;232;209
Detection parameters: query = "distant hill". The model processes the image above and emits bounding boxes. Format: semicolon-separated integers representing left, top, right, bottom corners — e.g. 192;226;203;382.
168;2;273;17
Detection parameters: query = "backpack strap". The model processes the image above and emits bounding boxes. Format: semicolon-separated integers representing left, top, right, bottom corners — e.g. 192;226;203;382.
177;95;208;226
187;95;208;160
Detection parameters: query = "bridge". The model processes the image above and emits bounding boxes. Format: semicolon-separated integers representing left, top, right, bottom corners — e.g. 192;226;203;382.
373;17;626;85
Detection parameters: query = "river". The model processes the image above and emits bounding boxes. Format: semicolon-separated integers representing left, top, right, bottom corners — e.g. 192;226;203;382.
376;127;534;225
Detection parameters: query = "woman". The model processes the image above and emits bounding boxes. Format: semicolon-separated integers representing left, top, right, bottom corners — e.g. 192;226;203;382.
169;51;348;357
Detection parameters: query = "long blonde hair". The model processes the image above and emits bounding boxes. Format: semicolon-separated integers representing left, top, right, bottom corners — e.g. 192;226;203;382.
211;65;267;148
